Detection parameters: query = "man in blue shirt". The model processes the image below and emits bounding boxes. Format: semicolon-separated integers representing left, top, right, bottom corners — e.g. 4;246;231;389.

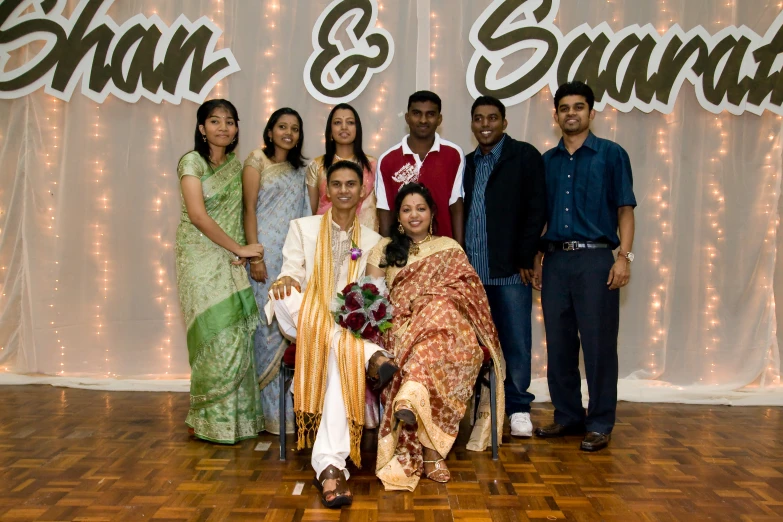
532;81;636;452
464;96;546;438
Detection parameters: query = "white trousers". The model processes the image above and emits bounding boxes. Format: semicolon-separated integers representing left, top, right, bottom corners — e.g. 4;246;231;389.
271;291;382;480
311;331;378;479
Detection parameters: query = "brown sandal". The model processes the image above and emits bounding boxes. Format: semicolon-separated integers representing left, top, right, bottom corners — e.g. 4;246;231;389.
312;465;353;508
423;458;451;483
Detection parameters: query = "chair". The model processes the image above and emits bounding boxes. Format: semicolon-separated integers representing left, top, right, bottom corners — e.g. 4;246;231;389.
278;343;296;460
473;345;499;460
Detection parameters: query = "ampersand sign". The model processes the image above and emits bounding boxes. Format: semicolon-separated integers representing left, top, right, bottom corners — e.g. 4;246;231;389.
304;0;394;104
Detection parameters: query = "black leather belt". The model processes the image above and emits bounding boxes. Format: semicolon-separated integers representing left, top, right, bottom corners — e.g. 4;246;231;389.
547;241;611;252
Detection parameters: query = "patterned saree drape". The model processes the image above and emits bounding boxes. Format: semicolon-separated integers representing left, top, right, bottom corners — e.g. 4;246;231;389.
375;246;505;491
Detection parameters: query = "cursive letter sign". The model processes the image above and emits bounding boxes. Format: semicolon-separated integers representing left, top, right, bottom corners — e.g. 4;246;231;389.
0;0;241;104
467;0;783;115
304;0;394;104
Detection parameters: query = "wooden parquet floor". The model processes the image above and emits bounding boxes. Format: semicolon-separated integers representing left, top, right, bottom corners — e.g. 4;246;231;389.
1;386;783;522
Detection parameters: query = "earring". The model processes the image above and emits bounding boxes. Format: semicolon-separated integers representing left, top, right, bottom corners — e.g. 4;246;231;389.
398;222;404;234
201;134;207;142
429;221;433;235
231;138;236;144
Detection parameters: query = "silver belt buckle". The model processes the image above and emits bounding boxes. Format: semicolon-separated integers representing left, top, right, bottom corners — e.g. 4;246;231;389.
563;241;577;251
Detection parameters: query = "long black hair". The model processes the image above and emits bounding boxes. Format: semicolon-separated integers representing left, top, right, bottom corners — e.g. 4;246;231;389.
323;103;372;172
192;99;239;166
381;183;438;268
263;107;306;167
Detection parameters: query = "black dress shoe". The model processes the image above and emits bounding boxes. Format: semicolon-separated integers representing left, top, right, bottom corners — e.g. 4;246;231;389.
580;432;611;452
534;422;586;438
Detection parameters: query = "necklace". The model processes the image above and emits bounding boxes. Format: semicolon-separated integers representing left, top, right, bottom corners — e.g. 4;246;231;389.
409;234;432;256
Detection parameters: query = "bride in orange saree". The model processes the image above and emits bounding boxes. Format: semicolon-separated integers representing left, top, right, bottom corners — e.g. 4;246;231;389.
366;183;505;492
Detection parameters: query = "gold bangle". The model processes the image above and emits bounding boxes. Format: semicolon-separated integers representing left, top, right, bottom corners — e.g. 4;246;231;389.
249;258;264;265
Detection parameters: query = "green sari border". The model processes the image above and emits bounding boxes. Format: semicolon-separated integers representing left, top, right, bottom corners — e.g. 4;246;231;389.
199;152;235;184
190;345;253;408
187;287;258;355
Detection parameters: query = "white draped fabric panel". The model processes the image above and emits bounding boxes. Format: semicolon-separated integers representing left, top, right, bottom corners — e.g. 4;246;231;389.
1;0;782;404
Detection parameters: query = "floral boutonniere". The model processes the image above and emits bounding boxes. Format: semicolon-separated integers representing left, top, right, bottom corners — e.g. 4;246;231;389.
350;241;363;261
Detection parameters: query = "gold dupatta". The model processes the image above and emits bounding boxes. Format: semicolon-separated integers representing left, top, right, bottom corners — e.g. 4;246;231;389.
293;210;368;467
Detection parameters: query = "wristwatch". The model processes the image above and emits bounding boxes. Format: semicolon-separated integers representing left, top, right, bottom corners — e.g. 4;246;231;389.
619;250;634;263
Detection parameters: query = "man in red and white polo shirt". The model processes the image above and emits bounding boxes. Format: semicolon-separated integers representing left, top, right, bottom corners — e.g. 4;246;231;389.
376;91;465;244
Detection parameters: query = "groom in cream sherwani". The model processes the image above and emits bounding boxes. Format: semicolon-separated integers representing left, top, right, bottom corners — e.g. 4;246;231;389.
266;160;395;509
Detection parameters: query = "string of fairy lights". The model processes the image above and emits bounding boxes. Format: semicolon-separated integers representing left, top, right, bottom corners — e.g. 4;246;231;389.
698;0;738;383
646;114;672;379
763;115;782;386
152;114;174;376
367;3;388;155
261;1;281;123
700;115;726;384
643;0;676;380
211;0;225;100
91;104;113;377
45;96;65;375
430;10;438;90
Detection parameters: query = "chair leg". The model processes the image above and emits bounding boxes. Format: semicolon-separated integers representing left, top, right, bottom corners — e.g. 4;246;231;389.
279;362;286;461
489;363;498;461
473;376;482;424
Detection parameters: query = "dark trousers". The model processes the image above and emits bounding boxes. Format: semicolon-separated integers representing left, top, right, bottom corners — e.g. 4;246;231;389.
485;284;534;415
541;249;619;434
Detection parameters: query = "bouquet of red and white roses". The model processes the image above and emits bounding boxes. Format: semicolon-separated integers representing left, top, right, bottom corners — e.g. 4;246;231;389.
332;276;393;344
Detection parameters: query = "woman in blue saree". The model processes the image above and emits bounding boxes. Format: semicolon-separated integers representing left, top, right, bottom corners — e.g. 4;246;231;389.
243;108;311;435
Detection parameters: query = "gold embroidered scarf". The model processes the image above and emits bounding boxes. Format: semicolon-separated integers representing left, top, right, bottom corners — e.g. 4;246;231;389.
294;210;367;467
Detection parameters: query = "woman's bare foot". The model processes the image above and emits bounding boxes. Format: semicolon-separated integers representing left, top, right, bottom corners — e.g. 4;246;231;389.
422;447;451;483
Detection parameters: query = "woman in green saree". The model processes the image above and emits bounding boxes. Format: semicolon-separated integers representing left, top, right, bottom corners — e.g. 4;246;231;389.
175;99;265;443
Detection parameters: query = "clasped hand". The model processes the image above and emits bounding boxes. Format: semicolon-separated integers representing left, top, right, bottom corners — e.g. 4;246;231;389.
232;243;265;266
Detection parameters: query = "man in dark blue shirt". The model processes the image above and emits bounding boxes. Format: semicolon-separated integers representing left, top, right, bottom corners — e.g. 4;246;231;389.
532;81;636;452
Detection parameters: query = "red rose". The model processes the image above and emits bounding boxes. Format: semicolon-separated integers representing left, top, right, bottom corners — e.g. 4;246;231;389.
344;312;366;332
362;324;380;342
361;283;379;294
344;292;362;311
341;283;355;295
372;303;387;321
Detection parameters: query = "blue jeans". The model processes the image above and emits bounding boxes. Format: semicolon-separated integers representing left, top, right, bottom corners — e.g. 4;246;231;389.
484;284;534;414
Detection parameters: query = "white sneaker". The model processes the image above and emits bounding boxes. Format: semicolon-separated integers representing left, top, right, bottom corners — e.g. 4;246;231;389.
510;412;533;437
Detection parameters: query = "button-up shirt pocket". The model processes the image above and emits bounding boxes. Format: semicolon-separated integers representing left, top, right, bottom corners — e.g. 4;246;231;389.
576;154;605;219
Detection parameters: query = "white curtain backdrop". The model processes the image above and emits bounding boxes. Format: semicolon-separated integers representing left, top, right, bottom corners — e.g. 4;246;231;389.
1;0;782;404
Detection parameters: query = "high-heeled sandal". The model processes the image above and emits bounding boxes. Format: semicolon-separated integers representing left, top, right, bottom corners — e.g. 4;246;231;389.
393;400;416;425
367;351;399;391
423;458;451;483
312;464;353;508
